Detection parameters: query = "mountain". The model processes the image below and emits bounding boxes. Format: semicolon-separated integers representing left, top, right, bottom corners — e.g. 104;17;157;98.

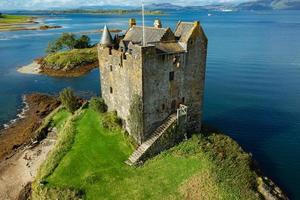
78;5;138;10
236;0;300;10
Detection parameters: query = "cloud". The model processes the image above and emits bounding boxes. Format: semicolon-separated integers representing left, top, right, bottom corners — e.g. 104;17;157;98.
0;0;245;10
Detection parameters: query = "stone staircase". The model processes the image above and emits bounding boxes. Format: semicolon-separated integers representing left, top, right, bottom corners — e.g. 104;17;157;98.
125;113;177;166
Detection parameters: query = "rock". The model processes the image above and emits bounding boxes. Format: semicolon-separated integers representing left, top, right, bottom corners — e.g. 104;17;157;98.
257;177;289;200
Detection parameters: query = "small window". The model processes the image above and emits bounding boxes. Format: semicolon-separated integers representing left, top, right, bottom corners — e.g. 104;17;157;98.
171;100;176;112
169;71;174;81
162;104;165;110
110;65;113;71
110;87;113;94
182;97;185;103
120;55;123;67
109;48;112;55
173;57;177;64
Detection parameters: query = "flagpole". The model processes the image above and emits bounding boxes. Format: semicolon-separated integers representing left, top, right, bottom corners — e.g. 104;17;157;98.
142;1;146;46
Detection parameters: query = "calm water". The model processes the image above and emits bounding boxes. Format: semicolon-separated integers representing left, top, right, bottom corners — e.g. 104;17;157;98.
1;10;300;199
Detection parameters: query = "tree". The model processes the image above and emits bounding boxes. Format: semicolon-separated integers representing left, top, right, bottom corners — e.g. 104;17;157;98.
46;33;86;53
59;33;77;50
59;88;79;114
75;35;91;49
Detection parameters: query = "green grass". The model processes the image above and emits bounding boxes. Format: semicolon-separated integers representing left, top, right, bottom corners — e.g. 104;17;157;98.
33;106;261;200
0;14;32;24
51;109;71;130
0;14;34;31
42;48;98;71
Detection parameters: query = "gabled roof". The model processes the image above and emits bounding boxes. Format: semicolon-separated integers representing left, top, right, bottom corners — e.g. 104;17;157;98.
174;22;195;38
124;26;173;44
155;42;185;54
100;25;113;46
175;21;208;43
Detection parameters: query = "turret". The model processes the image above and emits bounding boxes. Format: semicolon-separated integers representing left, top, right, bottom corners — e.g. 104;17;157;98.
100;25;113;47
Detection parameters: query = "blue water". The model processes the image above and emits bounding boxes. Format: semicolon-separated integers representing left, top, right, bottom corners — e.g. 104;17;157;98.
1;10;300;199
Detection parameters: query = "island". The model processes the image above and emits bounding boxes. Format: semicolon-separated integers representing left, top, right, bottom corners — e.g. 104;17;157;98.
35;9;164;15
0;13;62;32
18;33;98;77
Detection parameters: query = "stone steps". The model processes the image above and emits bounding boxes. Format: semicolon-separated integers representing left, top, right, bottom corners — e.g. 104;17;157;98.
125;114;177;166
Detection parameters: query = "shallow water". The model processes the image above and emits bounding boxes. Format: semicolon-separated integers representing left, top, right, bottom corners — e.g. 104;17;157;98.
0;10;300;199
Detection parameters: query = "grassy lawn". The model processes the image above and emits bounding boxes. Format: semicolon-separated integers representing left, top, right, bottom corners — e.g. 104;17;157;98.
42;48;98;71
34;106;260;199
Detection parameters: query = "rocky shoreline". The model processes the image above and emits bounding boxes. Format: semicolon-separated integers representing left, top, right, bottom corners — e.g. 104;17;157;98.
0;127;58;200
0;93;60;161
17;59;98;77
0;25;62;32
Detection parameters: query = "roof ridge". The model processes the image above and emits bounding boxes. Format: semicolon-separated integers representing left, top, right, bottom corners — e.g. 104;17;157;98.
133;26;168;30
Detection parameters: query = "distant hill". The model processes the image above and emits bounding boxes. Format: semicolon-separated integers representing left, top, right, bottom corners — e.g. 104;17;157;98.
149;1;300;11
236;0;300;10
78;5;138;10
147;3;183;10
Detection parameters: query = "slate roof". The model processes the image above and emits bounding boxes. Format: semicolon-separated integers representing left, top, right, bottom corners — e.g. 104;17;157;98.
101;25;113;46
174;22;195;38
155;42;185;54
124;26;169;44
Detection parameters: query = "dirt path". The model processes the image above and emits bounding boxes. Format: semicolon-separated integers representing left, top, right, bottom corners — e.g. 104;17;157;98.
0;129;57;200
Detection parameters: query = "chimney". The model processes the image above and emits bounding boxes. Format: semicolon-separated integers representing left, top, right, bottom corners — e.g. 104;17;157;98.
129;18;136;28
194;21;200;27
154;19;162;28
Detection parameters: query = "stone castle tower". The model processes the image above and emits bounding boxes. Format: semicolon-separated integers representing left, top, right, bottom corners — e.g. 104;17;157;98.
98;19;207;145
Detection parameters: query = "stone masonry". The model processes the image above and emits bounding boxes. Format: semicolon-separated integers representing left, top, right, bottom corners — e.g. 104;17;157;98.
98;19;207;144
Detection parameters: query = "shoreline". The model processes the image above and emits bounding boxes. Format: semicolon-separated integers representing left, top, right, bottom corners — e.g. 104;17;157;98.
17;60;98;77
0;25;62;32
17;61;41;75
0;126;57;200
0;15;63;32
0;93;60;161
2;95;29;130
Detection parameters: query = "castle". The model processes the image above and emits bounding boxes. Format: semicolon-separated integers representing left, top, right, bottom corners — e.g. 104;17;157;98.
98;18;207;146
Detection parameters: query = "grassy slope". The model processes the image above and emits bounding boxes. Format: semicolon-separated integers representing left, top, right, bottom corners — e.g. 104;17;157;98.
35;107;260;200
51;109;71;130
42;48;98;71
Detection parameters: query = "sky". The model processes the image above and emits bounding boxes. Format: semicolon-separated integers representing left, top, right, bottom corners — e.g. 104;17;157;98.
0;0;247;10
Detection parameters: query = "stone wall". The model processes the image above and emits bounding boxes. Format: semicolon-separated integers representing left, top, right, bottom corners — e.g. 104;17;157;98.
98;23;207;144
98;44;144;142
142;27;207;140
139;118;186;162
182;26;207;133
142;46;187;140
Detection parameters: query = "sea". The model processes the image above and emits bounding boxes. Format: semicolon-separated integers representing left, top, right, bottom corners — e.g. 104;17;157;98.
0;10;300;199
